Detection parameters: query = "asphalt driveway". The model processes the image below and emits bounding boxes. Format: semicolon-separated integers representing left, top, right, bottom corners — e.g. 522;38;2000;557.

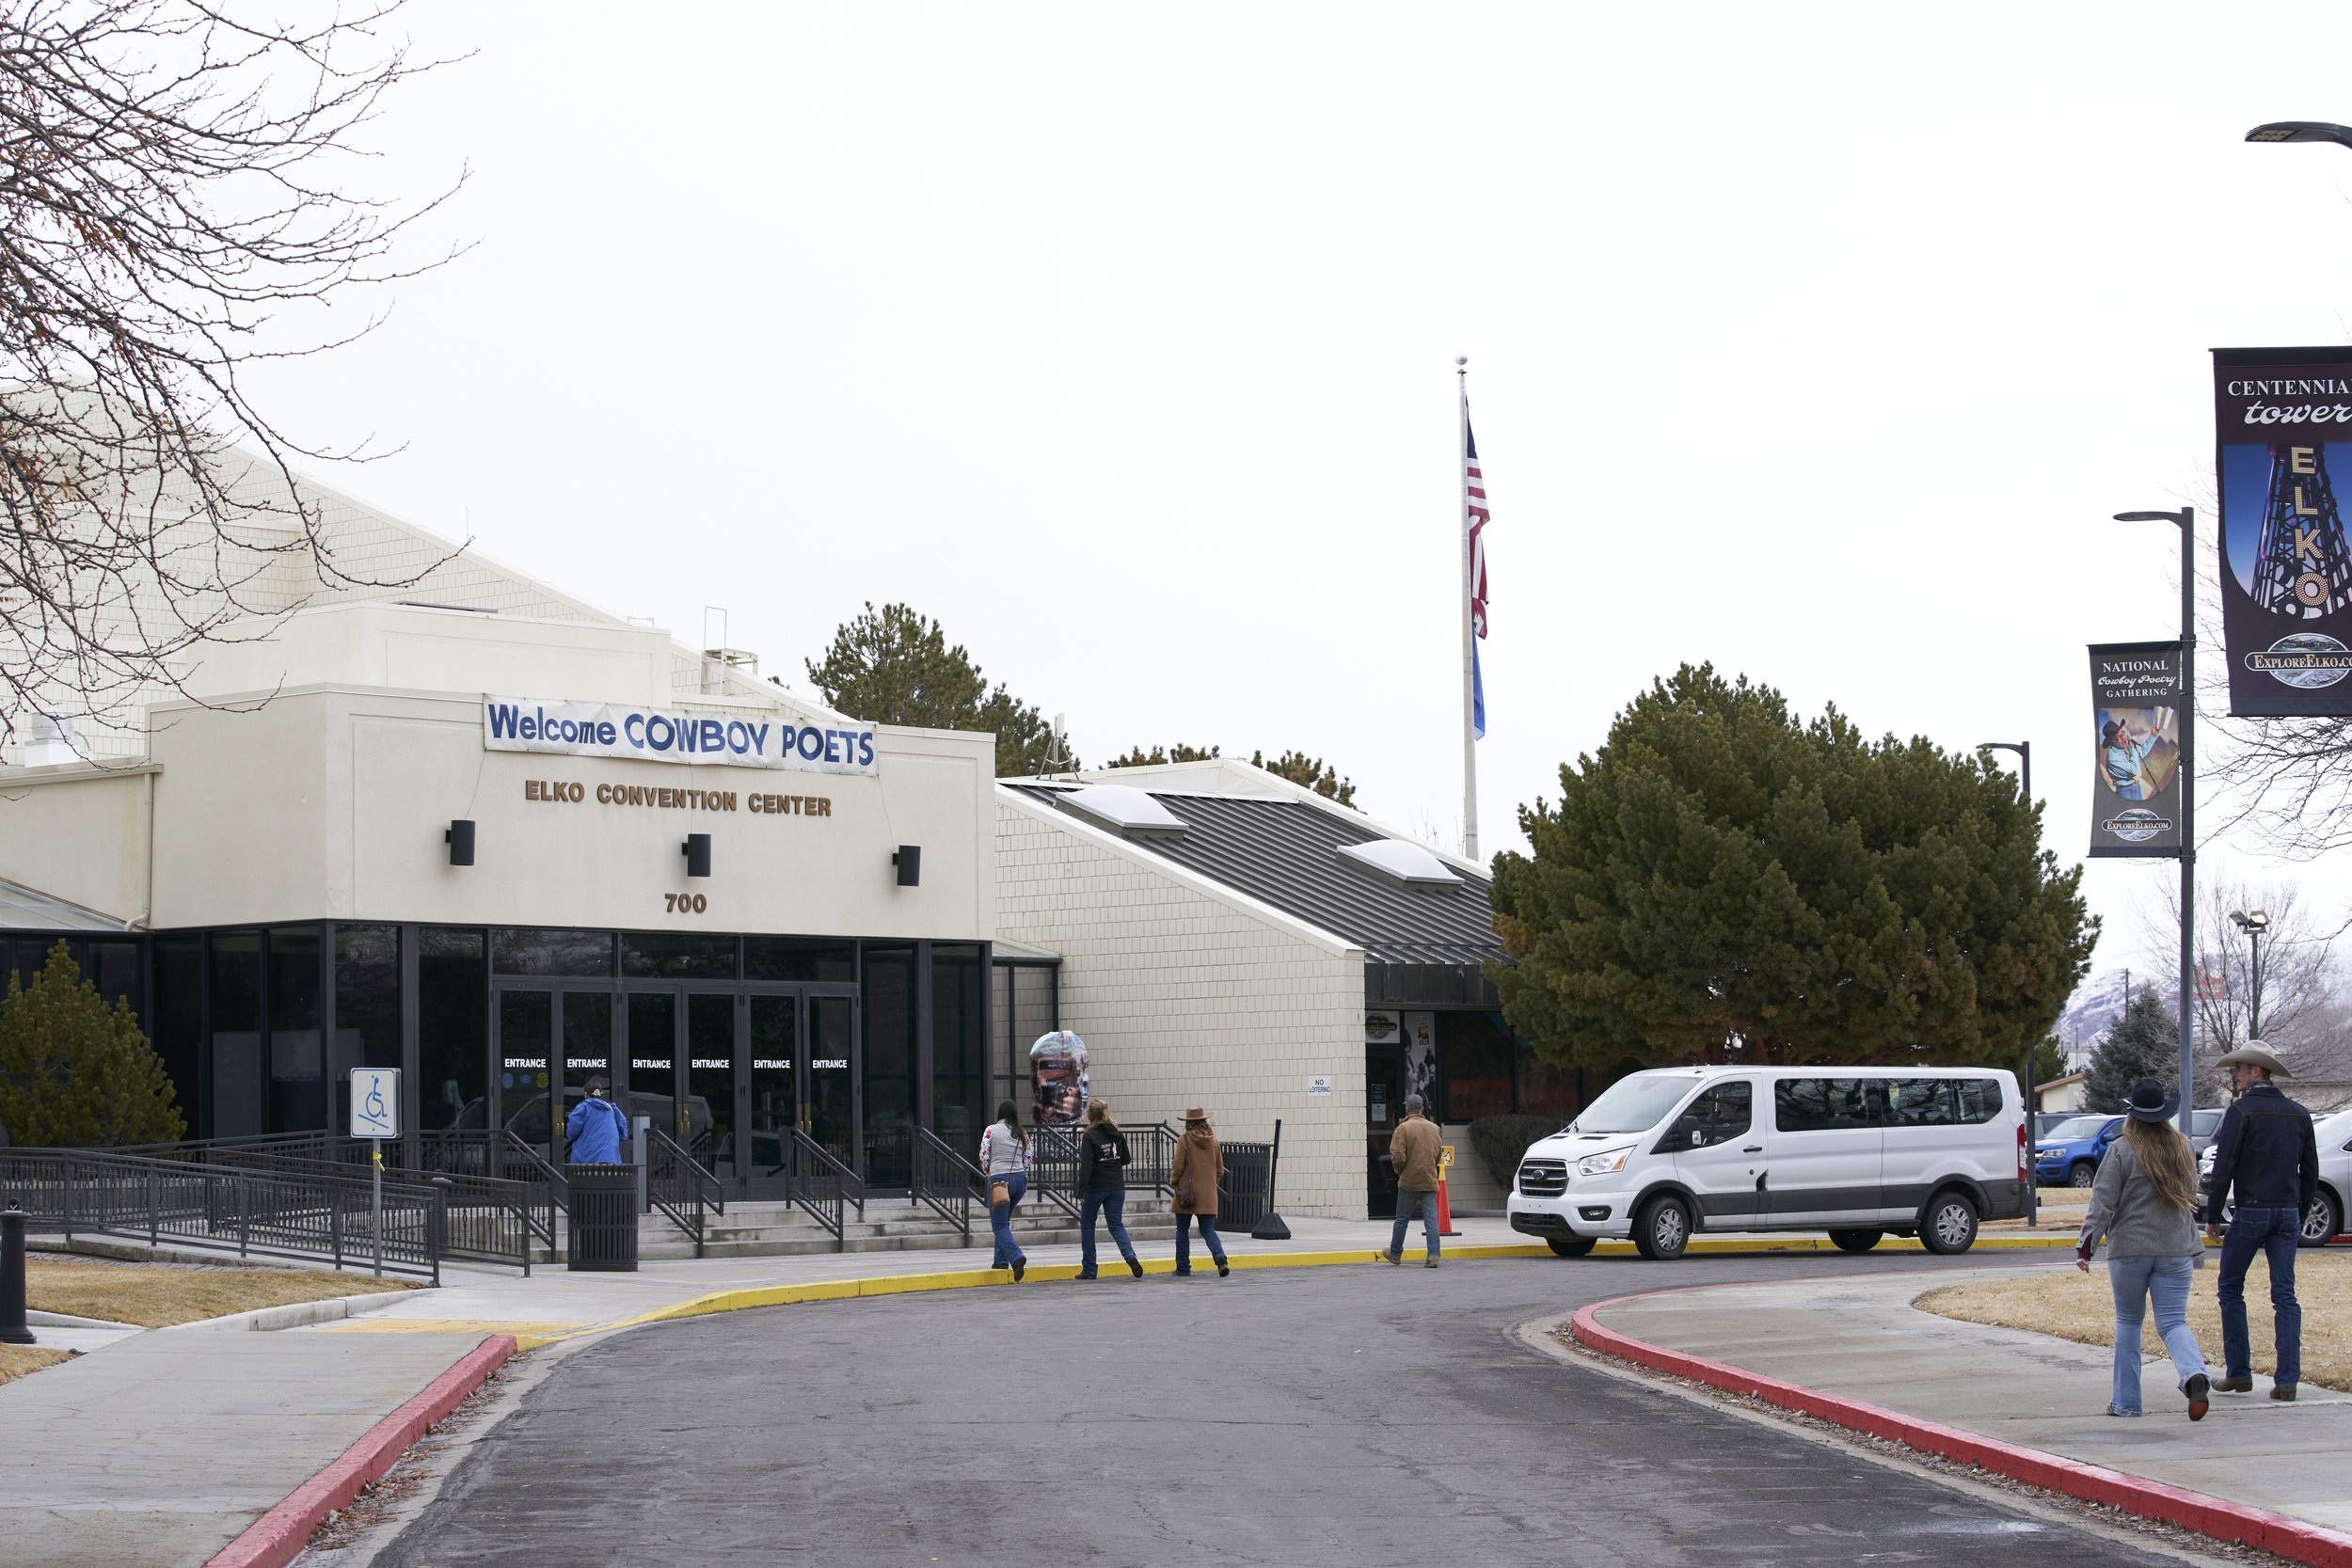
372;1251;2202;1567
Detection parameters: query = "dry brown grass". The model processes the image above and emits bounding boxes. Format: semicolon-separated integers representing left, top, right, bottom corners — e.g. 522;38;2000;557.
27;1258;415;1328
1917;1251;2352;1391
0;1345;72;1385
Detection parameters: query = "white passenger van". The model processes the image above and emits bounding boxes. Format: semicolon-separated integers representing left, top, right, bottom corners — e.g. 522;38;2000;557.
1505;1065;2029;1259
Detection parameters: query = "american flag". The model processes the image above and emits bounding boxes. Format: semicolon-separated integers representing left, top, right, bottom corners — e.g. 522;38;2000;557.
1466;420;1490;641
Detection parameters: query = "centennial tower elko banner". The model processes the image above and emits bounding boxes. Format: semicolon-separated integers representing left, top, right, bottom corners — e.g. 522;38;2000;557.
2088;642;2184;858
2214;348;2352;715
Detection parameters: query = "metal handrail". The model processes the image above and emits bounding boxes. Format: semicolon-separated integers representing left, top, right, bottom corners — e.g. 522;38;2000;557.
182;1145;538;1273
644;1124;723;1258
783;1130;866;1251
910;1128;983;1244
0;1148;443;1282
1019;1126;1086;1222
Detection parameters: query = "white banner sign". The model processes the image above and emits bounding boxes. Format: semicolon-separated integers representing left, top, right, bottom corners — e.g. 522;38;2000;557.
484;697;879;775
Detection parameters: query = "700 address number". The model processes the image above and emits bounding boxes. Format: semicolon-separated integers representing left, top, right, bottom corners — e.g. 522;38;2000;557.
664;894;708;915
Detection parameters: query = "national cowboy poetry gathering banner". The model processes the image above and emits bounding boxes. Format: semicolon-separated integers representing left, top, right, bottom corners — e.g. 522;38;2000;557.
2214;348;2352;716
2088;643;2184;858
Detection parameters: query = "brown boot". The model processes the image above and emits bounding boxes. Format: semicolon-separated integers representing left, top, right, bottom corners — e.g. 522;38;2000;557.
2272;1384;2298;1402
2212;1376;2253;1393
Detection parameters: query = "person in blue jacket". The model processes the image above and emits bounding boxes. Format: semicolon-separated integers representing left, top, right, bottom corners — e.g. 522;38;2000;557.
565;1075;630;1164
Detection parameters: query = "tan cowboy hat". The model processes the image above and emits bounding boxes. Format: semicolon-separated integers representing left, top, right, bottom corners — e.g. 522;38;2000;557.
1182;1105;1211;1122
2216;1041;2290;1076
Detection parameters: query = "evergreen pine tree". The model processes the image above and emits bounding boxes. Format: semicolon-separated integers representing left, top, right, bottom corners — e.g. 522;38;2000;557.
2083;986;2177;1113
0;940;184;1146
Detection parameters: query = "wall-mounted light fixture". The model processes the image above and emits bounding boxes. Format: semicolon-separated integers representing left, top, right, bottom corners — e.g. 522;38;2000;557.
893;846;921;887
446;819;476;866
682;832;712;878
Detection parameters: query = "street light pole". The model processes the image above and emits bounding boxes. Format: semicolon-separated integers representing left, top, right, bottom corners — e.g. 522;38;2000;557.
2231;909;2270;1040
1978;739;2036;1227
2116;508;2197;1138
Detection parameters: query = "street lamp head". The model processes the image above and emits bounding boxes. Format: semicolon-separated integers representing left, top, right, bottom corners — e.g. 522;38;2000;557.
2249;910;2270;930
2115;509;2192;526
2246;121;2352;149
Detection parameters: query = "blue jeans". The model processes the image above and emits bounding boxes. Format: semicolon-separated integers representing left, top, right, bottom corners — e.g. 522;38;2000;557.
1390;1189;1440;1260
988;1172;1027;1269
1174;1212;1225;1274
2106;1254;2207;1415
1078;1190;1138;1276
2218;1206;2302;1386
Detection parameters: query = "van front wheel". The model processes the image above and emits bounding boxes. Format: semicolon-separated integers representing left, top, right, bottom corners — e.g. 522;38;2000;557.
1921;1191;1979;1255
1633;1195;1692;1260
1827;1228;1883;1253
1547;1236;1597;1258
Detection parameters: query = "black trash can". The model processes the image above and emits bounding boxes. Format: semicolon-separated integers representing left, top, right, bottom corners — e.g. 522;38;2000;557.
565;1164;640;1272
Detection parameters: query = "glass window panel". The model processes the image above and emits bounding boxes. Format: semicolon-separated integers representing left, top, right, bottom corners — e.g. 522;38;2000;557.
331;927;401;1132
1955;1079;2003;1125
419;929;487;1132
1438;1012;1515;1122
151;936;202;1138
1774;1078;1880;1132
1886;1079;1956;1128
930;944;985;1151
90;941;141;1019
808;994;856;1173
622;933;736;980
1516;1044;1581;1119
491;928;613;976
266;927;324;1132
862;944;915;1188
744;937;855;984
209;932;263;1138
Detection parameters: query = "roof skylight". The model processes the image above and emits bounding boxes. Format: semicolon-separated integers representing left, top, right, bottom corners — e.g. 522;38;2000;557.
1335;838;1462;888
1056;784;1188;837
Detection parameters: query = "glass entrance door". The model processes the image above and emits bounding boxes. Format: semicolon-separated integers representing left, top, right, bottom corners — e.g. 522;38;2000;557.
626;991;682;1138
495;987;614;1168
1365;1041;1406;1220
687;991;738;1179
805;991;858;1170
744;990;861;1190
748;993;796;1187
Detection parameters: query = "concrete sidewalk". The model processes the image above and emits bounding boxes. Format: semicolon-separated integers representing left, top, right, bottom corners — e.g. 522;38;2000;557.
1588;1264;2352;1542
0;1323;489;1568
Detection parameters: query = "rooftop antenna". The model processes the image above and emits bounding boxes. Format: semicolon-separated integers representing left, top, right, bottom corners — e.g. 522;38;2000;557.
1042;712;1073;779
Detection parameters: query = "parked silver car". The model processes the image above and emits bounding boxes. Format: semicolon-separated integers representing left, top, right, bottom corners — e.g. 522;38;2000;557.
2197;1107;2352;1246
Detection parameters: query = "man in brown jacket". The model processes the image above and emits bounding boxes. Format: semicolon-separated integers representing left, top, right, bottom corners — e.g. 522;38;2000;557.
1382;1093;1444;1268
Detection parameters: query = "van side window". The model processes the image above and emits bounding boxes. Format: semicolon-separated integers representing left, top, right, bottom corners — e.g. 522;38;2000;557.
1774;1078;1877;1132
1690;1082;1751;1142
1953;1080;2002;1125
1886;1080;1956;1127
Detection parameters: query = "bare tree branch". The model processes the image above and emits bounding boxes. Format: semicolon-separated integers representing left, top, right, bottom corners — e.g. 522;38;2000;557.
0;0;465;761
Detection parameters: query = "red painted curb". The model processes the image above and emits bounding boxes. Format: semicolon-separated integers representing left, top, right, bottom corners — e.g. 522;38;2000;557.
204;1334;516;1568
1570;1293;2352;1568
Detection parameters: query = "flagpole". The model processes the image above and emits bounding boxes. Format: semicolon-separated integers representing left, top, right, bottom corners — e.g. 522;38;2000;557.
1458;356;1479;862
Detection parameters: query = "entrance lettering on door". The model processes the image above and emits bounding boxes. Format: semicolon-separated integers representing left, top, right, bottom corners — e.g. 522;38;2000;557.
690;1057;729;1069
503;1057;547;1069
753;1058;791;1069
812;1058;848;1069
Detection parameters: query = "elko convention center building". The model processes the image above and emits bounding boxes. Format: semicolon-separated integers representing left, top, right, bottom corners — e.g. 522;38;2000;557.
0;463;1572;1218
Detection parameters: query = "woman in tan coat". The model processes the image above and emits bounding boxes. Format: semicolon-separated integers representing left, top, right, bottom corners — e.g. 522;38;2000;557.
1169;1106;1231;1278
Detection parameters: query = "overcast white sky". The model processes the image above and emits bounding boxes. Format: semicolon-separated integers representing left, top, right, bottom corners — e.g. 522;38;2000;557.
248;2;2352;974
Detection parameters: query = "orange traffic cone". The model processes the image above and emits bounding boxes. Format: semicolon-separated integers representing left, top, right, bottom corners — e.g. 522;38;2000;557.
1437;1146;1461;1237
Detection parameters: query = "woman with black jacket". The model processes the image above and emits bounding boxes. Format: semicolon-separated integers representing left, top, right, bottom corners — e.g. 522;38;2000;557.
1076;1101;1144;1279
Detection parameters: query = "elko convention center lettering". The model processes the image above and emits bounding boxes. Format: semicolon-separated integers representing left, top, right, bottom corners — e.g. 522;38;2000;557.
523;779;833;816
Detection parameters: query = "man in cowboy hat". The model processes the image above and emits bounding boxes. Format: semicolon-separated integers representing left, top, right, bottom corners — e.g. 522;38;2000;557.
2201;1041;2320;1401
1381;1092;1444;1268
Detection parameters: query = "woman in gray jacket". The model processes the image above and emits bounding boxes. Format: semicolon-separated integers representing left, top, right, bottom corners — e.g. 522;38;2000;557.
2077;1077;2211;1419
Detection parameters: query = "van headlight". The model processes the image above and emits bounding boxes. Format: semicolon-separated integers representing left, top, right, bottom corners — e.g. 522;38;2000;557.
1577;1147;1632;1177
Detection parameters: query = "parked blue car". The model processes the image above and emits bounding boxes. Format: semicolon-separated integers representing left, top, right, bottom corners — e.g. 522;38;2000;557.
2035;1114;2123;1187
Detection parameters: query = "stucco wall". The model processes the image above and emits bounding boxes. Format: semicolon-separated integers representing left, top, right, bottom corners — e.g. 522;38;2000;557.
0;765;155;924
995;791;1371;1219
119;685;996;939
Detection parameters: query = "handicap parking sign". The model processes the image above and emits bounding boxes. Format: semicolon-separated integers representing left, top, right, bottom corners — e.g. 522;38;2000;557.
350;1068;400;1139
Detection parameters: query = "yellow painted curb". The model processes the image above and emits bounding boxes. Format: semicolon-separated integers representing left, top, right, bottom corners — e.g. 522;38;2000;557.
502;1231;2077;1351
